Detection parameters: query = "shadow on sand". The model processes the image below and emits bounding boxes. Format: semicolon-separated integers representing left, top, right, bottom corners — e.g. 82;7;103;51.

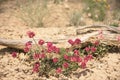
0;47;23;55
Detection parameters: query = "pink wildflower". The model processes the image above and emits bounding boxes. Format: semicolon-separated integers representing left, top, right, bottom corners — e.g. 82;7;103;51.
84;56;89;63
77;57;82;62
11;52;17;58
63;62;69;68
51;46;60;54
34;62;40;67
38;39;44;45
33;62;40;73
74;38;81;44
33;67;39;73
68;39;74;45
94;40;99;46
47;47;53;53
54;48;60;54
64;54;69;60
53;58;58;63
85;47;90;52
24;47;30;53
84;54;93;63
74;50;79;56
47;42;53;47
40;53;45;59
33;53;40;60
70;56;77;62
81;61;86;69
25;41;32;48
56;67;62;73
87;54;93;60
91;47;96;53
27;31;35;38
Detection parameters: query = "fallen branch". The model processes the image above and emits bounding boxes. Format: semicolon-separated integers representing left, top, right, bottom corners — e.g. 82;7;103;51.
0;31;99;50
0;24;120;50
76;24;120;34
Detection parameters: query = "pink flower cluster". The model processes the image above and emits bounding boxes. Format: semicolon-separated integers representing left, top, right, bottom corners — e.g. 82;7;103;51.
33;53;45;60
47;42;60;54
12;31;95;75
11;52;17;58
66;50;93;69
27;31;35;38
85;46;96;53
60;49;93;72
51;50;92;73
24;41;32;53
38;39;45;45
33;62;40;73
68;38;81;46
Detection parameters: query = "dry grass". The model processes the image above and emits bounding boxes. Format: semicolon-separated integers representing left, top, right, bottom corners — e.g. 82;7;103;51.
16;0;48;27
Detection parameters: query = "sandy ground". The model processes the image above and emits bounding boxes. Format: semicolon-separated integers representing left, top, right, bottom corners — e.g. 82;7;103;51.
0;47;120;80
0;0;120;80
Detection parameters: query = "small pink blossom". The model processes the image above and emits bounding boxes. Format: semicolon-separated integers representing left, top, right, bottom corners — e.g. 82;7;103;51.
33;62;40;73
27;31;35;38
33;53;45;60
74;50;79;56
51;46;60;54
38;39;44;45
11;52;17;58
87;54;93;60
25;41;32;48
85;47;90;52
94;40;99;46
91;47;96;53
24;47;30;53
40;53;46;59
64;54;69;60
33;53;40;60
84;56;89;63
33;67;39;73
47;47;53;53
81;61;86;69
74;38;81;44
53;58;58;63
54;48;60;54
47;42;53;47
68;39;74;45
77;57;82;62
34;62;40;67
56;67;62;73
63;62;69;68
70;56;77;62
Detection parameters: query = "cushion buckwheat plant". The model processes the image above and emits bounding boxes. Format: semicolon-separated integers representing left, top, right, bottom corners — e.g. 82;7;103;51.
12;31;110;77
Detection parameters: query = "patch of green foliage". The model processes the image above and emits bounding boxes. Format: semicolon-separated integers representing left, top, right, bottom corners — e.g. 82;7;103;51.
83;0;108;21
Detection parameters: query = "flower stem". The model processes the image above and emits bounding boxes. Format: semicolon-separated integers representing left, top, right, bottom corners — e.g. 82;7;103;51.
33;38;41;52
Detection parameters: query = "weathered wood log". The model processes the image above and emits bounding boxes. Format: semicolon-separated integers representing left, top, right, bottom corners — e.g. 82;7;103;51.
0;38;59;50
0;24;120;50
76;24;120;46
76;24;120;34
0;31;99;50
